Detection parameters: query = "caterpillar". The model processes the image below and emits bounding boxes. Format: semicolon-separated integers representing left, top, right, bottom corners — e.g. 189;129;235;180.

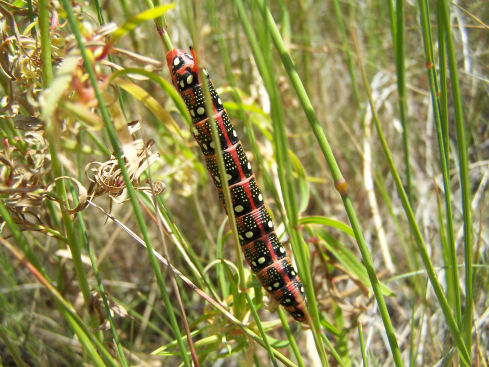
166;48;307;322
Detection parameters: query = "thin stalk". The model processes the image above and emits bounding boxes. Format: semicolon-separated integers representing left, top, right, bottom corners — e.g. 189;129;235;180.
0;202;45;273
59;2;192;366
0;325;25;367
144;0;173;50
46;137;93;302
252;2;402;365
435;0;458;317
387;0;397;51
438;0;473;351
436;1;450;166
0;236;118;367
76;211;128;366
358;322;368;367
417;0;462;328
233;2;329;365
244;293;279;367
90;201;298;367
206;0;278;205
154;196;215;292
209;5;301;354
395;0;412;203
61;311;108;367
90;0;105;25
320;332;347;366
333;305;351;366
119;0;141;52
298;0;311;95
191;31;278;361
38;0;52;87
353;29;470;366
27;0;35;34
332;0;361;107
40;0;93;315
197;50;248;316
277;308;305;367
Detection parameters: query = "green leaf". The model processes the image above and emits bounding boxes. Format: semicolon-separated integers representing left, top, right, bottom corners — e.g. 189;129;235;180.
109;68;191;127
107;4;176;47
114;77;182;137
316;229;393;296
299;216;355;238
289;150;309;213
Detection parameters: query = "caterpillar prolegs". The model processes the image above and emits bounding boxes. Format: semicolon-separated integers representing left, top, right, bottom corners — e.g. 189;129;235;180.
166;48;307;322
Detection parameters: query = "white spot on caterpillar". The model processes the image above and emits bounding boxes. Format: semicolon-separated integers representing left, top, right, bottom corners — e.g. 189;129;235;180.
279;247;285;254
186;74;193;85
179;80;185;88
290;270;296;276
214;175;220;183
245;231;253;239
202;143;208;150
190;109;195;117
192;127;199;135
209;141;214;149
300;286;304;294
239;235;244;241
235;205;244;213
258;194;263;202
285;298;292;303
232;130;238;137
247;162;251;170
217;97;222;105
203;68;209;76
267;286;273;291
273;282;280;288
197;107;205;115
268;221;273;228
257;256;266;264
173;57;181;66
252;261;257;266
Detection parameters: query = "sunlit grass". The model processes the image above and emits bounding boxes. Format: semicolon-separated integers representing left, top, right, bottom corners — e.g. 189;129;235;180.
0;1;487;366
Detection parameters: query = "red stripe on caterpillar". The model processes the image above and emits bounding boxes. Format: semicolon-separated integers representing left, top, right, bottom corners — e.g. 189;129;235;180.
166;48;307;322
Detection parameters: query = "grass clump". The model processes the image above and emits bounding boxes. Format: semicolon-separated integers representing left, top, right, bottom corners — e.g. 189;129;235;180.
0;1;488;366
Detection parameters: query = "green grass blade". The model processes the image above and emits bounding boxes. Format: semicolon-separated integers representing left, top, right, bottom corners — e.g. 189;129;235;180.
437;0;474;352
253;2;403;365
417;0;462;330
107;4;175;48
59;2;193;366
299;216;355;238
40;0;95;331
358;321;369;367
233;2;329;364
354;23;471;365
0;236;118;367
391;0;412;203
39;0;52;88
75;210;128;366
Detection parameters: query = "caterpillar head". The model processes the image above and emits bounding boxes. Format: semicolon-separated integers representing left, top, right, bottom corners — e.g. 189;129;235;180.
166;48;201;93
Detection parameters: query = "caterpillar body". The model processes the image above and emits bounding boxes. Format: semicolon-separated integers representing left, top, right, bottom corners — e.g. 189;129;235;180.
166;48;307;322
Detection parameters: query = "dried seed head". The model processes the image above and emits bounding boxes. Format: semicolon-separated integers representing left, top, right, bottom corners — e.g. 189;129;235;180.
86;123;164;203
